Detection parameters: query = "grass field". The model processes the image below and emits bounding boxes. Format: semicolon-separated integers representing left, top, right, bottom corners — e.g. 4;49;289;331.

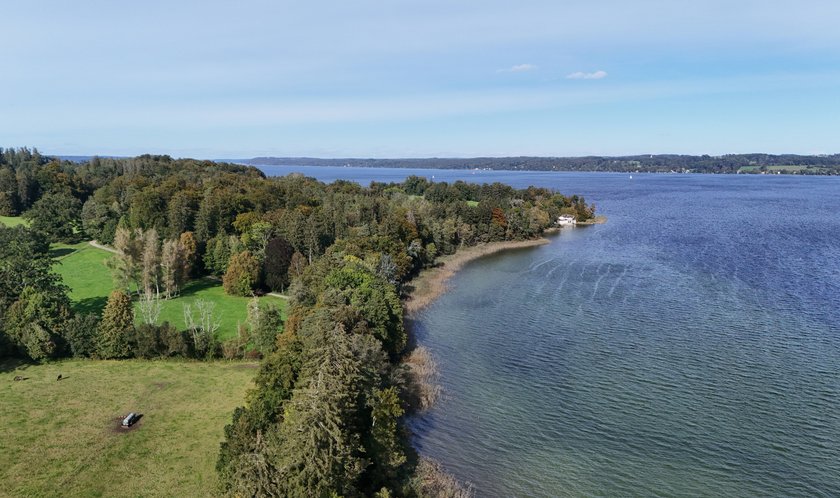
51;242;287;340
738;165;826;174
51;242;116;314
0;358;257;497
0;215;28;227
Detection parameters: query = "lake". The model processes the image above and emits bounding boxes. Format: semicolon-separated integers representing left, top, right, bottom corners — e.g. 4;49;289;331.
257;165;840;497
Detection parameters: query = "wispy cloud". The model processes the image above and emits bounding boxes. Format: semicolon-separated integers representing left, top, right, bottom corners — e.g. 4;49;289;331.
567;70;608;80
499;63;537;73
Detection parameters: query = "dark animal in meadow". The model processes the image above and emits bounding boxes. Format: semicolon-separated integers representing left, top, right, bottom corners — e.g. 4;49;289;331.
13;375;27;381
56;374;63;381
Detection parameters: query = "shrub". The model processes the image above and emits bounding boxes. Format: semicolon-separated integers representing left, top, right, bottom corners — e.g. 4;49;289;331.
159;324;192;357
133;323;162;359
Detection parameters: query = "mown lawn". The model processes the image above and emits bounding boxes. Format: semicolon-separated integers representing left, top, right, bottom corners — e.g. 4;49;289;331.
0;215;28;227
0;358;257;497
51;242;287;340
51;242;116;315
155;278;287;340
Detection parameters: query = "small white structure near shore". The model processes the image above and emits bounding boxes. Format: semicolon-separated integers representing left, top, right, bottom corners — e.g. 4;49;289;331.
556;215;577;226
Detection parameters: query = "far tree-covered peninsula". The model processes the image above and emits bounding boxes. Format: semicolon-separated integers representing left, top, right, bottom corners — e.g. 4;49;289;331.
244;154;840;175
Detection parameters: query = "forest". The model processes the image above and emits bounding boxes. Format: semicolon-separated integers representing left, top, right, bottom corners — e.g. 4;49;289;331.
246;153;840;175
0;146;595;496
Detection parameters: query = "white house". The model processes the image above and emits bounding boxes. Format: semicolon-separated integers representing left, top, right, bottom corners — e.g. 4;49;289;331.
557;215;577;226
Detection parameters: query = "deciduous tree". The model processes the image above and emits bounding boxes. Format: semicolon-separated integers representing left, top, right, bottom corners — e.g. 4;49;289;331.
108;227;143;292
160;238;186;298
264;237;294;292
223;250;260;296
24;190;82;243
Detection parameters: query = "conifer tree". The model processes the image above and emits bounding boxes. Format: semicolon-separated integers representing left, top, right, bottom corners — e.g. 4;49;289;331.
274;325;366;497
97;290;134;358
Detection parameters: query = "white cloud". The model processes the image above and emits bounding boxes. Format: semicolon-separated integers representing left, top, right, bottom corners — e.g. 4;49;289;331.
499;63;537;73
567;70;608;80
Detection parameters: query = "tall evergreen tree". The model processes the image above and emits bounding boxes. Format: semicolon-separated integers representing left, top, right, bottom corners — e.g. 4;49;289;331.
97;290;135;359
274;325;367;497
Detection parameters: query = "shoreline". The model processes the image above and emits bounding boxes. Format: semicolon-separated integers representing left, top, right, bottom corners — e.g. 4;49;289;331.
577;215;607;225
403;237;550;316
401;237;550;496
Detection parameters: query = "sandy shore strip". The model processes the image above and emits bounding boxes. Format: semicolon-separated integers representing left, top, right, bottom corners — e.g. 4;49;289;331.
403;238;550;315
577;215;607;225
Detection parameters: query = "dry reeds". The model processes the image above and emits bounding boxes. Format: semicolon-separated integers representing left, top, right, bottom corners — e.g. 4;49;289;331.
413;457;475;498
404;346;442;411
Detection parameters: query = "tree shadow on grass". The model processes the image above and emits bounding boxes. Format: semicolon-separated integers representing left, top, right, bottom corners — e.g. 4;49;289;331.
1;357;33;374
177;278;220;299
49;247;78;259
73;296;108;316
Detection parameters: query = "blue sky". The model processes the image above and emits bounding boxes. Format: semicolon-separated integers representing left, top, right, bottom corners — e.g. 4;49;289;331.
2;0;840;158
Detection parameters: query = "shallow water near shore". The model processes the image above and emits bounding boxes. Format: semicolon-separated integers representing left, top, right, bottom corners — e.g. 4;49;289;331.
259;166;840;497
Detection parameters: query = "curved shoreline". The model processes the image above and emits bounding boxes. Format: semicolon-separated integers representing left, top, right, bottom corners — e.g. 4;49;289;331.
403;238;550;316
401;237;550;496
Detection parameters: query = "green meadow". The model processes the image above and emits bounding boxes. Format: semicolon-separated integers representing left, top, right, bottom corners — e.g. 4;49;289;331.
1;215;286;339
0;358;257;497
51;241;286;340
737;165;826;174
0;215;28;227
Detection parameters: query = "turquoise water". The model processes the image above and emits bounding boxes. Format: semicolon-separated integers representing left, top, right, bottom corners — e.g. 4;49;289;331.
258;166;840;497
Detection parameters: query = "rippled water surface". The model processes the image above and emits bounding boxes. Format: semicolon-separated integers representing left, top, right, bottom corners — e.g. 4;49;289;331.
259;166;840;497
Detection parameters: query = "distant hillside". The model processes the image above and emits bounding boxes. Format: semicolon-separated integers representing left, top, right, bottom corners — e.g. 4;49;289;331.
245;154;840;175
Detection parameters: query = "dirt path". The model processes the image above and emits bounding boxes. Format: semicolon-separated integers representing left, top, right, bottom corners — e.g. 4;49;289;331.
88;240;118;254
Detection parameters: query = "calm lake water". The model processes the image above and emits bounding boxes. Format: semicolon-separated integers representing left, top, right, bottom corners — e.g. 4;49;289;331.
258;165;840;497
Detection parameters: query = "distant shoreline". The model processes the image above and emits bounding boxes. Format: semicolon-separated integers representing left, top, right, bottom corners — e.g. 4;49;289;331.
403;238;550;316
246;155;840;176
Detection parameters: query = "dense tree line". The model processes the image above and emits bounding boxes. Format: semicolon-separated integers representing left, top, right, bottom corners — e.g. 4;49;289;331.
0;147;596;496
246;153;840;175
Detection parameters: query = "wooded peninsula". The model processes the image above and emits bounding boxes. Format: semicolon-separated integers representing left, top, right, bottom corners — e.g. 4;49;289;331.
0;147;595;497
245;154;840;175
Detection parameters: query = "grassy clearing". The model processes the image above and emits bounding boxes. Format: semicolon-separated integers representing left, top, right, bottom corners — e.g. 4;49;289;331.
0;358;257;497
738;165;825;174
0;215;28;227
52;242;287;340
156;278;287;340
51;242;115;315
